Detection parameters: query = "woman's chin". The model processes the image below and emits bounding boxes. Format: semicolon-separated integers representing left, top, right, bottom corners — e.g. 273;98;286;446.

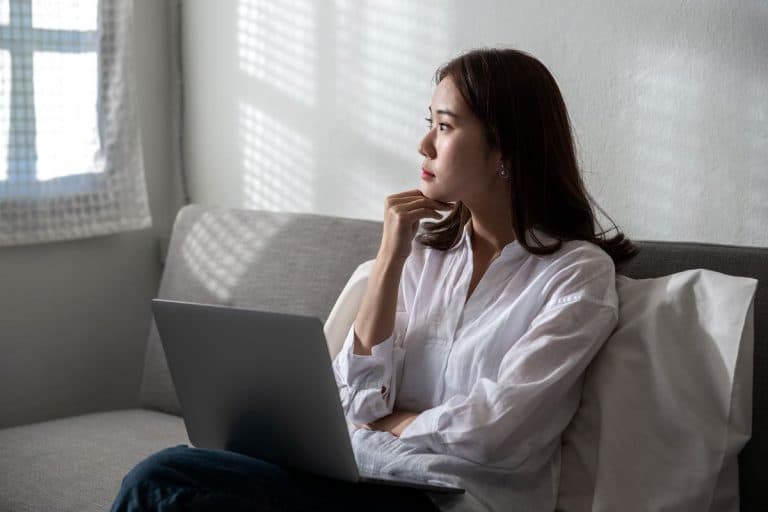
418;184;446;202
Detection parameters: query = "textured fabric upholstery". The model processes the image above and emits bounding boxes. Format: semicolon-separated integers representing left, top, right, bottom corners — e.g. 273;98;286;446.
619;241;767;512
130;207;767;512
139;205;383;415
137;208;767;512
3;206;764;512
0;410;187;512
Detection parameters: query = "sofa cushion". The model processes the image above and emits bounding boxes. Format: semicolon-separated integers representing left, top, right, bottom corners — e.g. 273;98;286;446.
0;409;188;512
138;204;768;512
619;241;768;512
139;205;382;416
557;270;756;511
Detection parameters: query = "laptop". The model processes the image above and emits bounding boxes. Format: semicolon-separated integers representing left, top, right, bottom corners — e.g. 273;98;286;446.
151;298;464;495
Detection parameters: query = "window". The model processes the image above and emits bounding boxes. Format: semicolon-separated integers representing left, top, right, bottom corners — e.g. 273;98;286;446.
0;0;101;195
0;0;151;247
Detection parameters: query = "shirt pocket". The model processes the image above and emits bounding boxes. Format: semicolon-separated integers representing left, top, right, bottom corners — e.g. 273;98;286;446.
396;334;451;412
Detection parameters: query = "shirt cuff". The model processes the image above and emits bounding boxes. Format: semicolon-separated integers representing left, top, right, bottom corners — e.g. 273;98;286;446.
345;334;395;389
350;332;395;361
333;325;398;425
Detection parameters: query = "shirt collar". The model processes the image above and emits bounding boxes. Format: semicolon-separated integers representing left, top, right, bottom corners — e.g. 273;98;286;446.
455;219;559;260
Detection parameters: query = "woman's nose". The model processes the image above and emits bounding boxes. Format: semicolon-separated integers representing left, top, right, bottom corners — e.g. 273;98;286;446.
418;131;435;158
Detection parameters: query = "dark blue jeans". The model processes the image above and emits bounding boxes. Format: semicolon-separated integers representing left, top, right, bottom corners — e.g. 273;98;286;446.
110;445;440;511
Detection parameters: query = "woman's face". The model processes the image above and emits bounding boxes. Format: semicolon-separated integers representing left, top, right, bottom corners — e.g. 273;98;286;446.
418;76;501;205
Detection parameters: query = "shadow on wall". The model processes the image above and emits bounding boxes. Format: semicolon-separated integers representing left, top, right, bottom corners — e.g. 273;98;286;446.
223;0;767;246
179;209;287;302
233;0;453;217
614;1;767;246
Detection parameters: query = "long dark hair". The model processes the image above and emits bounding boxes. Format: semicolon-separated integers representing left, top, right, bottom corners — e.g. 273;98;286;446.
416;47;638;266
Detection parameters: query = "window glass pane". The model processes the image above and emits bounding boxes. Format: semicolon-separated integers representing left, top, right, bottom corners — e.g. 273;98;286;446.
32;0;97;31
0;1;9;25
0;50;9;180
34;51;98;181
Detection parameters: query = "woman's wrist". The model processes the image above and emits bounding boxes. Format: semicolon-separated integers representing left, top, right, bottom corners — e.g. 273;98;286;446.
367;410;420;437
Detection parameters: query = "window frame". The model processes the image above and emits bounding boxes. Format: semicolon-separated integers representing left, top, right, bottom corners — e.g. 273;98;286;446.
0;0;103;200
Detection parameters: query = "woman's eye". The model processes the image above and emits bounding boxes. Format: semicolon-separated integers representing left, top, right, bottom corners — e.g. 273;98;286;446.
424;117;448;131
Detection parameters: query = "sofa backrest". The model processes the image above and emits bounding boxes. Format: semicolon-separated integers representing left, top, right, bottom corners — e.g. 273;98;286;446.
139;205;382;414
139;205;766;511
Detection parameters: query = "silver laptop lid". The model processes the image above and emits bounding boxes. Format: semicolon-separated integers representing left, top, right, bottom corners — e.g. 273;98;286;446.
151;298;361;483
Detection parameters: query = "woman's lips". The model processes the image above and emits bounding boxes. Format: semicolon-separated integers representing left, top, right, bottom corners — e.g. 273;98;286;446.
421;167;435;179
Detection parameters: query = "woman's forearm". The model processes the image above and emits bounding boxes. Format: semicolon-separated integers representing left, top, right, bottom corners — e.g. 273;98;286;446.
352;250;407;355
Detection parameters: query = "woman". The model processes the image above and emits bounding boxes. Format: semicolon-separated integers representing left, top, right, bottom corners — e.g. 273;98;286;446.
111;47;636;512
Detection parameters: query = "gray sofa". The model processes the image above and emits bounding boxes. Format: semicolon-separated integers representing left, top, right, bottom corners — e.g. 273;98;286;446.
1;204;765;511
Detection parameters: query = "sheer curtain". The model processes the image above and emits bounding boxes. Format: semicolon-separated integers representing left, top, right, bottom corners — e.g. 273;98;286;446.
0;0;151;247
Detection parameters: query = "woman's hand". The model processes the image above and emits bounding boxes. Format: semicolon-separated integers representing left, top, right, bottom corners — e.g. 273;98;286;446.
364;410;420;437
379;190;452;263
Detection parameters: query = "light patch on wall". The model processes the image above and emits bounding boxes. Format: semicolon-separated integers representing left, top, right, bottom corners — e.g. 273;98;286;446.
334;0;451;159
237;0;316;107
181;210;285;302
619;46;711;240
329;0;453;219
239;102;315;212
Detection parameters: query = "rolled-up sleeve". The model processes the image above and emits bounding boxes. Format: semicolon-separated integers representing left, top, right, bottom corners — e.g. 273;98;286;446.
332;302;408;425
399;265;618;467
331;243;425;426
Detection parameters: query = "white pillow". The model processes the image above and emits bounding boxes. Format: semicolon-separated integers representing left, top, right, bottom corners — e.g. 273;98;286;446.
324;259;376;360
557;269;757;512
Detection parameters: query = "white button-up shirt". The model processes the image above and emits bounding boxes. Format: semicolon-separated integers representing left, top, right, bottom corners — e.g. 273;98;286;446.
332;220;619;512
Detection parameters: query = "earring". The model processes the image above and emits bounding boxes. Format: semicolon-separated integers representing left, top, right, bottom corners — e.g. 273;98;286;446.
499;164;509;177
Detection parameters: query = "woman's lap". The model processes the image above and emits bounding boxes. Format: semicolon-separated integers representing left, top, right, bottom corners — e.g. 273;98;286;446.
111;445;439;512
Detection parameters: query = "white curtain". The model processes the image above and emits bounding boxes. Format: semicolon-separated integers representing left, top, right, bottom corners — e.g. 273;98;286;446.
0;0;151;246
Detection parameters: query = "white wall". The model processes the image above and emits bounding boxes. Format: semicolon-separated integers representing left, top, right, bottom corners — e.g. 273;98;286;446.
181;0;767;247
0;0;184;428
